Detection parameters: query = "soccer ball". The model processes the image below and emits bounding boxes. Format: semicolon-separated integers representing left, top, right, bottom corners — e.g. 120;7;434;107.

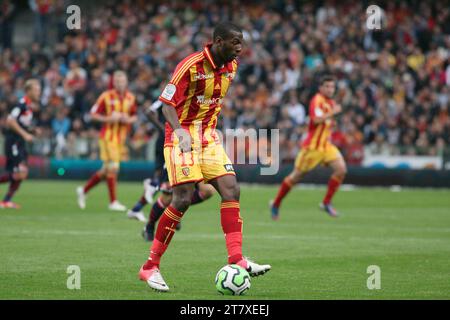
215;264;251;295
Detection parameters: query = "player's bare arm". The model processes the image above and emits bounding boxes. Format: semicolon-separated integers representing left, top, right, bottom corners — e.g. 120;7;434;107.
162;104;192;153
90;110;122;124
120;113;138;125
32;126;43;137
312;103;342;125
144;107;165;133
6;116;34;142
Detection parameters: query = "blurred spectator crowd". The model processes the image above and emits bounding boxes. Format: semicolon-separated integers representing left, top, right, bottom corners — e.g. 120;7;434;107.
0;0;449;165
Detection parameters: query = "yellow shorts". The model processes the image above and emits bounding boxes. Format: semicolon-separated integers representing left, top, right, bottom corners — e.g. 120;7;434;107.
99;139;123;167
295;143;342;173
164;143;235;186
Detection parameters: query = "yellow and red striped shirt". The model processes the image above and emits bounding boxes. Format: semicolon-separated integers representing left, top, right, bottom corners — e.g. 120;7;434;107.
91;89;137;145
159;44;238;146
301;93;336;151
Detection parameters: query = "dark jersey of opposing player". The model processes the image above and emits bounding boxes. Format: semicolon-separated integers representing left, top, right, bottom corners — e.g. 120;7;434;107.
4;96;35;145
4;96;36;172
149;100;165;130
149;100;166;173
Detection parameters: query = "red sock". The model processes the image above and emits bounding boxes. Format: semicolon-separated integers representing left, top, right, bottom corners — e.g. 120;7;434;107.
221;200;243;264
323;175;342;205
273;177;293;208
3;179;22;202
106;175;117;203
143;239;168;270
0;173;10;184
143;205;183;269
84;172;102;193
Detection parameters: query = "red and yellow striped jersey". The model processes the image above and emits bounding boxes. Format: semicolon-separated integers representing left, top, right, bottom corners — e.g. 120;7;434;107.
159;44;238;146
301;93;336;151
91;89;137;145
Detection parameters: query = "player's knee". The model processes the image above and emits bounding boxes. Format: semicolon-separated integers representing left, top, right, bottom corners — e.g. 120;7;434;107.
103;161;119;174
172;189;193;212
221;184;240;201
160;193;172;207
336;164;347;178
200;184;215;199
202;189;214;200
109;166;119;175
13;172;25;181
290;170;303;183
16;166;28;180
173;196;191;212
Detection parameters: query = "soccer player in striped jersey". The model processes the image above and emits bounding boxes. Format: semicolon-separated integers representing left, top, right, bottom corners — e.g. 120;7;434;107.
126;100;216;232
76;71;137;211
271;75;347;218
138;22;271;292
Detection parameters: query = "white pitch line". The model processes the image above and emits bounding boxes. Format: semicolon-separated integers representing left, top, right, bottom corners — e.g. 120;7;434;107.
2;229;449;245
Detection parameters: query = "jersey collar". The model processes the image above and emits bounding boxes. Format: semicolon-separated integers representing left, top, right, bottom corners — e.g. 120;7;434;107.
318;93;333;103
114;89;128;99
203;44;235;74
23;95;32;106
203;44;219;70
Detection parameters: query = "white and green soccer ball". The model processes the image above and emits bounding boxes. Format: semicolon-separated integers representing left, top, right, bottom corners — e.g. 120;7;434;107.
215;264;251;295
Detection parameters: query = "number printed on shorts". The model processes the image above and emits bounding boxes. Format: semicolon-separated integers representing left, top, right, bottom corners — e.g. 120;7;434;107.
179;151;194;167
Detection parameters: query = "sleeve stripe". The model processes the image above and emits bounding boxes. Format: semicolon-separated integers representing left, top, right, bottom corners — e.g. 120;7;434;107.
171;53;204;85
203;47;217;69
159;96;177;107
171;53;203;85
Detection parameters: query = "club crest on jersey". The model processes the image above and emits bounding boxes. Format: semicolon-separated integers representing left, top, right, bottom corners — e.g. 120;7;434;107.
182;167;190;176
224;164;234;172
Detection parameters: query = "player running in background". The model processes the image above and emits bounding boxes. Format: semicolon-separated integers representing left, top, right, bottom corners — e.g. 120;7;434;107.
126;100;171;222
271;75;347;218
76;71;137;211
138;23;271;292
127;100;216;233
126;100;168;222
0;79;41;209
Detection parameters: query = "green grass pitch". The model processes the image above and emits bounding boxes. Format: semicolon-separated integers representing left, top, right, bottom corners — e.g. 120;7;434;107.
0;180;449;299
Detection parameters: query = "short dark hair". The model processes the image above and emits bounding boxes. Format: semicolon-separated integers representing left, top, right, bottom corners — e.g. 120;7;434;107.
319;74;336;85
213;22;242;41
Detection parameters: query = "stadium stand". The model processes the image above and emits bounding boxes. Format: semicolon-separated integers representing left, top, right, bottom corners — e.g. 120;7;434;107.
1;0;449;166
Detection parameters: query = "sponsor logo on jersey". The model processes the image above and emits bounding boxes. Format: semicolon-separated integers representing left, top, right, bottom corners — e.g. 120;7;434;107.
193;73;215;81
196;95;223;105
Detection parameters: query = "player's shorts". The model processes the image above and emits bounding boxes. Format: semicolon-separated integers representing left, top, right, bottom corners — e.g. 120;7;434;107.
99;139;123;168
295;143;342;173
159;166;202;194
164;143;235;187
5;139;28;173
